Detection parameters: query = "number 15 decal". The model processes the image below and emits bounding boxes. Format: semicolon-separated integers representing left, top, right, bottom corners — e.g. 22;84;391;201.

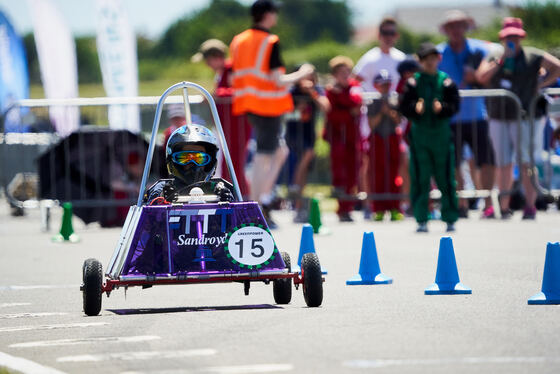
227;226;275;266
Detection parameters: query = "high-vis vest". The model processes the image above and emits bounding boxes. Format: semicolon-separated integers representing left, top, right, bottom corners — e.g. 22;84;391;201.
230;29;293;117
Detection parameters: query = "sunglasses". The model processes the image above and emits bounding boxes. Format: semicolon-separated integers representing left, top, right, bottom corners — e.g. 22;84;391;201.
172;151;211;166
380;29;397;37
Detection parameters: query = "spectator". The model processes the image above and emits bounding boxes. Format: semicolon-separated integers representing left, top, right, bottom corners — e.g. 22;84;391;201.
192;39;252;198
354;16;405;217
400;43;461;233
438;10;496;219
285;71;330;223
367;69;403;221
395;58;420;215
325;56;362;222
229;0;314;227
476;17;560;219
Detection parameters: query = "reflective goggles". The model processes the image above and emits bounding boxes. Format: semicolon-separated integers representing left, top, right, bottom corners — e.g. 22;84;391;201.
171;151;211;166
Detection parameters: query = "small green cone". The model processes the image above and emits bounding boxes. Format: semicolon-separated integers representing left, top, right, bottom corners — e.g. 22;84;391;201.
309;198;322;234
52;202;79;243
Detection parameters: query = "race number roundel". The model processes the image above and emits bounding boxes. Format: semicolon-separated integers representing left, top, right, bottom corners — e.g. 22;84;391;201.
225;224;276;268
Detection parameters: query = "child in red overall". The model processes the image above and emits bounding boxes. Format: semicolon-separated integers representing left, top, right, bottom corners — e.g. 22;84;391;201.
367;70;403;221
325;56;362;222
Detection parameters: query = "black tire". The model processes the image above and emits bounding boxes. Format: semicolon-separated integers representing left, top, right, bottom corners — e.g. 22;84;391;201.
301;253;323;307
82;258;103;316
273;252;292;304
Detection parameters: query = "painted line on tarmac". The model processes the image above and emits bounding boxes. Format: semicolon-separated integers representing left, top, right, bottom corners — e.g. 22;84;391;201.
0;351;68;374
57;349;217;363
10;335;161;348
119;364;294;374
343;356;560;369
0;284;77;291
0;322;109;333
0;302;31;308
200;364;294;373
0;312;68;319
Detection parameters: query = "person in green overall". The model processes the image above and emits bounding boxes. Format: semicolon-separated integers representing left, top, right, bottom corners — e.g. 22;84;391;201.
399;42;460;233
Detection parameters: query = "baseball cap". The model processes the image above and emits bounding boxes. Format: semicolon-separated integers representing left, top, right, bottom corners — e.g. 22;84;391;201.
374;69;392;85
191;39;227;63
417;42;440;60
167;104;185;120
397;58;420;76
498;17;527;39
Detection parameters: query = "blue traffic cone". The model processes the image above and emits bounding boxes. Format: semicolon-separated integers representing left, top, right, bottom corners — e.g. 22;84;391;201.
346;232;392;285
292;224;327;274
528;242;560;305
425;237;471;295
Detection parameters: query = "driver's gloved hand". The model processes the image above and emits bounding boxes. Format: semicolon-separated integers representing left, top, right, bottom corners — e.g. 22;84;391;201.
214;182;234;202
162;182;178;203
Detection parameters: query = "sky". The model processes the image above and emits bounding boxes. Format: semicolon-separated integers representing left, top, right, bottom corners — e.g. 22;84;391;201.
0;0;530;38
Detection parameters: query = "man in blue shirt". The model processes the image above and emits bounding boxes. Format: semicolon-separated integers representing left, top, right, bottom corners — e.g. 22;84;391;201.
438;10;496;219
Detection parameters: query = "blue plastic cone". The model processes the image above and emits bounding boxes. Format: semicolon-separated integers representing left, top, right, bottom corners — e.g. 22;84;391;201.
292;224;327;274
346;232;392;285
528;242;560;305
425;237;471;295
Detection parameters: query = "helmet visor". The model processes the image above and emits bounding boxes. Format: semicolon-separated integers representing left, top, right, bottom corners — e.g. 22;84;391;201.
172;151;211;166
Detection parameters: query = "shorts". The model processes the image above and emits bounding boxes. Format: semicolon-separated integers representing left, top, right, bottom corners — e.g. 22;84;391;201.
488;118;545;167
247;113;283;154
450;120;495;168
285;120;315;153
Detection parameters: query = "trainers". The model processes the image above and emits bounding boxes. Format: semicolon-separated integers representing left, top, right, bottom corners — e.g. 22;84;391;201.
500;209;513;220
390;209;404;221
293;209;308;223
522;206;537;220
482;206;495;219
262;204;278;229
458;206;468;219
374;211;385;221
416;222;428;233
446;222;456;232
339;212;354;222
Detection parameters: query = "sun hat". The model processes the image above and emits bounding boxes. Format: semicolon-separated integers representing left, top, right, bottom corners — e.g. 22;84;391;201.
439;9;475;33
498;17;527;39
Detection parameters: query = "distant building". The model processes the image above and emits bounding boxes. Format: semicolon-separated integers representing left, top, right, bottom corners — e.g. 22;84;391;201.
353;4;510;45
394;4;509;35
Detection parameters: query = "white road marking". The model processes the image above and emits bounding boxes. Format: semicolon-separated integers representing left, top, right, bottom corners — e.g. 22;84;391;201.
0;351;68;374
10;335;161;348
57;349;217;363
343;356;560;369
0;302;31;308
0;322;109;333
202;364;294;373
0;284;77;290
119;364;294;374
0;312;67;319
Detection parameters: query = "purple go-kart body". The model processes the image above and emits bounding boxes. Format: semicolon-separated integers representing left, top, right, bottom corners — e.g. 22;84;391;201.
81;82;323;316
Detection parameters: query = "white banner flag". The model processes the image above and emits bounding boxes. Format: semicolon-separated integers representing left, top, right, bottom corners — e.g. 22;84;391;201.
95;0;140;133
28;0;79;137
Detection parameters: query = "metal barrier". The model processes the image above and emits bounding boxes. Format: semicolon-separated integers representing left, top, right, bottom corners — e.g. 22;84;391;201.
528;87;560;199
0;94;206;227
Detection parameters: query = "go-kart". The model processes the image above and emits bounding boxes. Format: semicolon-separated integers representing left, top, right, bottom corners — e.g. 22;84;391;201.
81;82;324;316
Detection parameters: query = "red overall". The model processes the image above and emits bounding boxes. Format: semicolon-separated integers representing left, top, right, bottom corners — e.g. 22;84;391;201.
215;61;252;197
325;81;362;215
369;130;402;212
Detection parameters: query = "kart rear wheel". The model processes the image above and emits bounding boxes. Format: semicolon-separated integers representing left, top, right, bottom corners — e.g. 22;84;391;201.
82;258;103;316
302;253;323;307
273;252;292;304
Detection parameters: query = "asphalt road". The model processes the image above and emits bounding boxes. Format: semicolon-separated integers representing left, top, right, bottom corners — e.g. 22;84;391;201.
0;203;559;374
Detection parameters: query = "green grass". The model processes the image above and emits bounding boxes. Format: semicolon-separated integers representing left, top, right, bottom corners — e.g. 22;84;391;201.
0;367;21;374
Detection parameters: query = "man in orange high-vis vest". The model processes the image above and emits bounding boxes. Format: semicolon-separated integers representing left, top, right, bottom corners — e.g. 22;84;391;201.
230;0;313;227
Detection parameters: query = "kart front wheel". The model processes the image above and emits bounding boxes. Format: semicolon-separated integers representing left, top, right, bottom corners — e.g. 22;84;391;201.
273;252;292;304
82;258;103;316
302;253;323;307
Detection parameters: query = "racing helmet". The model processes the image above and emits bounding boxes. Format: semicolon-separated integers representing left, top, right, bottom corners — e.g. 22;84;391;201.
166;124;219;186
